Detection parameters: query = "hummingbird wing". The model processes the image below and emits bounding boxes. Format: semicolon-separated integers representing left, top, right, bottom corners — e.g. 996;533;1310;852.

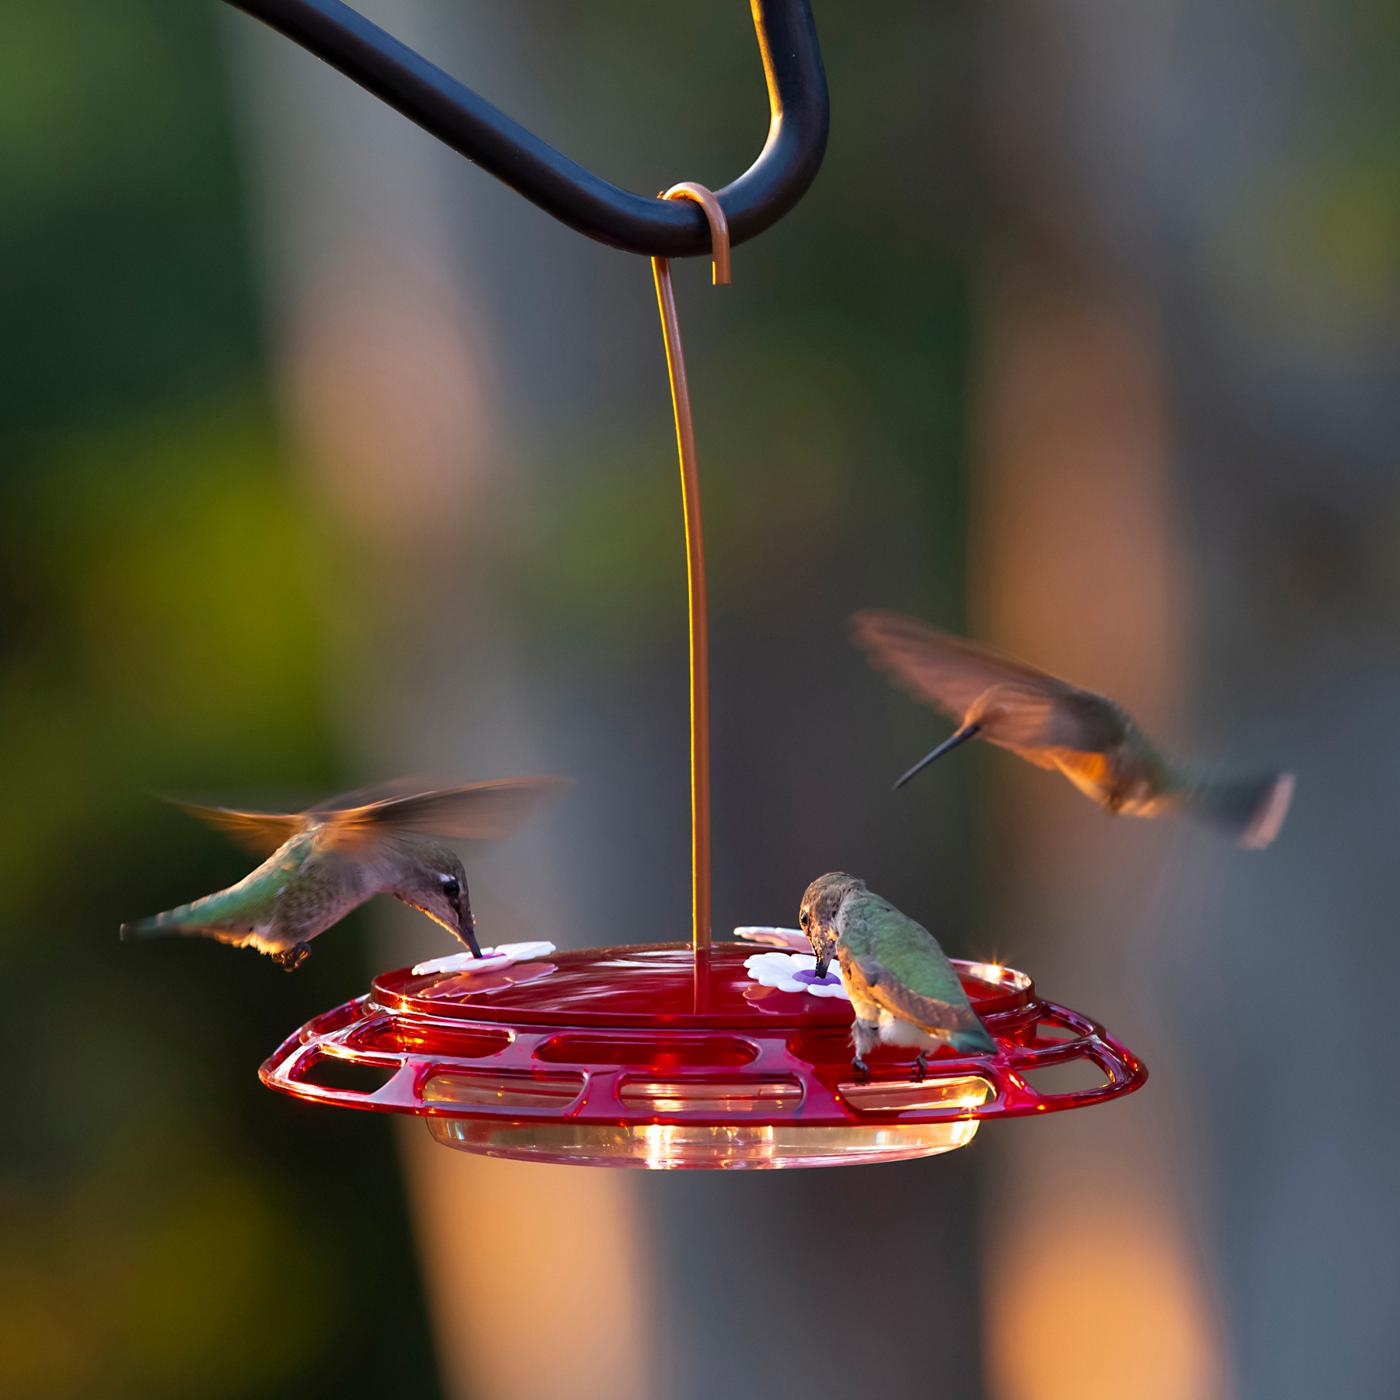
169;776;569;853
837;890;990;1046
305;776;438;812
852;611;1076;719
852;610;1132;764
318;777;571;844
166;800;307;855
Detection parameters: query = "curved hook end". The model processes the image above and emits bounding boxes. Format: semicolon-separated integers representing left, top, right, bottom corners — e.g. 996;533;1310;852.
662;183;732;285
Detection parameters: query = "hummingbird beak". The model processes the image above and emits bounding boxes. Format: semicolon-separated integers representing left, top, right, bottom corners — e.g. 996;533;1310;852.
453;889;483;958
893;723;981;790
459;916;483;959
813;937;834;980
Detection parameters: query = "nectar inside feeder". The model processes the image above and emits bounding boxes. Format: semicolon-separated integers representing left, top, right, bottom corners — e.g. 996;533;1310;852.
237;3;1147;1167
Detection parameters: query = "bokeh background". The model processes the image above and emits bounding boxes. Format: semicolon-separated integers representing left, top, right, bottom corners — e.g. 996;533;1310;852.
4;3;1398;1397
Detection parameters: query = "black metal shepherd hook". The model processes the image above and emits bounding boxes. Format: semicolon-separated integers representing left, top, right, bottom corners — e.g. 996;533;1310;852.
223;0;829;255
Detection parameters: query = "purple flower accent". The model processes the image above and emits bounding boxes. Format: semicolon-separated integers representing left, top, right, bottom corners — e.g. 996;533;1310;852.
792;967;842;987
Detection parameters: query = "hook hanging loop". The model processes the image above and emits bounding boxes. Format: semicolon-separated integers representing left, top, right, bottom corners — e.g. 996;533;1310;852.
662;183;733;286
651;182;727;961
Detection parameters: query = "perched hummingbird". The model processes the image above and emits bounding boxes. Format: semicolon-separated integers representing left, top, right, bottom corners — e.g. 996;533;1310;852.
120;777;567;969
852;610;1294;849
800;871;996;1080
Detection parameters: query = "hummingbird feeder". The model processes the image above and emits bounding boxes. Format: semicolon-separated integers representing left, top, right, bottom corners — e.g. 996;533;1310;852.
262;937;1145;1168
233;0;1147;1166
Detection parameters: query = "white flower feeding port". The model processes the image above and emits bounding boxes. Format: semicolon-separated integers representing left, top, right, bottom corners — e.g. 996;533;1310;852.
411;943;558;978
741;945;850;1000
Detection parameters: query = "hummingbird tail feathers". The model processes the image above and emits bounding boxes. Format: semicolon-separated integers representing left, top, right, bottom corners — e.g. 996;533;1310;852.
951;1020;997;1056
119;902;217;941
119;913;177;941
1193;772;1295;850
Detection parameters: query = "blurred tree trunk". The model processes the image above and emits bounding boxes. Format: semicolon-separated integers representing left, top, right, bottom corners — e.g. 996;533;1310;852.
969;6;1227;1397
970;247;1226;1400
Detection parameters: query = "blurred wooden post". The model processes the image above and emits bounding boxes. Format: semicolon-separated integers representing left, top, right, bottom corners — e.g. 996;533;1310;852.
970;253;1225;1400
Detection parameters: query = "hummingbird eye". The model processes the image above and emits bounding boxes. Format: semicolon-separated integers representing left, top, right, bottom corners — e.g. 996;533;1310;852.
440;875;461;900
799;909;810;929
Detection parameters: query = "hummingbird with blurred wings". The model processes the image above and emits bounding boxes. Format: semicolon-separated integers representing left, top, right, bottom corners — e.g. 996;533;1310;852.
120;777;568;969
852;610;1294;849
800;872;996;1080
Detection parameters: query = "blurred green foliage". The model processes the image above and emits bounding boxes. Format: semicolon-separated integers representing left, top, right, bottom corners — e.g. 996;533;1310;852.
0;4;437;1396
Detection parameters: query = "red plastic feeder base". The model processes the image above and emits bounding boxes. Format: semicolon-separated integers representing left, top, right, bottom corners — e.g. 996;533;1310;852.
260;942;1146;1168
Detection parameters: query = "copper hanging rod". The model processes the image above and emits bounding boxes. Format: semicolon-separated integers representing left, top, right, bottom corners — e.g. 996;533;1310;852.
652;183;730;952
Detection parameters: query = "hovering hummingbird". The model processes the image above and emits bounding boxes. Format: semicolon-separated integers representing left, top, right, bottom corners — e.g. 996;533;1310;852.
852;610;1294;849
120;777;567;969
800;871;996;1080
